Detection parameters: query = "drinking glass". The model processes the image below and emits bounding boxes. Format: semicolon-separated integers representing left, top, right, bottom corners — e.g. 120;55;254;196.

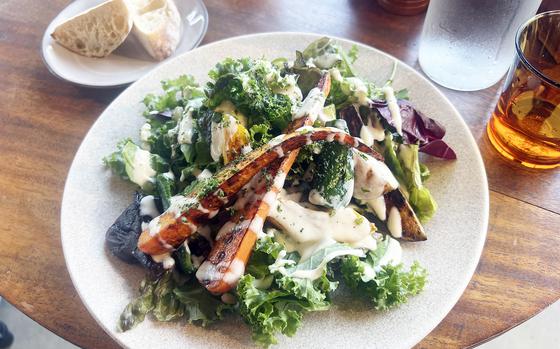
487;11;560;169
419;0;541;91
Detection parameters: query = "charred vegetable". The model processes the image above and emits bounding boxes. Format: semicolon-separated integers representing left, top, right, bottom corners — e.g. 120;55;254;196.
105;192;162;272
309;119;354;209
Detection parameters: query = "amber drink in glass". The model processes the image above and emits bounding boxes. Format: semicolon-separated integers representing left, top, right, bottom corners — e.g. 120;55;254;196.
487;11;560;168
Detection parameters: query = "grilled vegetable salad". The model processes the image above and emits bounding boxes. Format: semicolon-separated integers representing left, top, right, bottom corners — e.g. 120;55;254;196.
104;37;456;347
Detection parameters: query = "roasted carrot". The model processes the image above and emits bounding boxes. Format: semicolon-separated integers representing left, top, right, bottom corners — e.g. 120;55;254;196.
196;74;332;294
137;128;380;255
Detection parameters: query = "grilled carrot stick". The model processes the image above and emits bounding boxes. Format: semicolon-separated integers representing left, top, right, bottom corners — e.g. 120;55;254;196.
195;74;332;294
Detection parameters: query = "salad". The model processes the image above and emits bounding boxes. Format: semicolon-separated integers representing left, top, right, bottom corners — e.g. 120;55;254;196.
103;37;456;347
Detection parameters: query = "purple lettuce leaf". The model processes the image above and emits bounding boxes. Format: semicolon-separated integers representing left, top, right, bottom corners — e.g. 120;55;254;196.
339;105;363;137
374;100;456;160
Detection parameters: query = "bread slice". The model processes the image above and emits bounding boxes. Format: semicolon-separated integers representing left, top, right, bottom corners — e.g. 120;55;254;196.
51;0;133;58
129;0;182;61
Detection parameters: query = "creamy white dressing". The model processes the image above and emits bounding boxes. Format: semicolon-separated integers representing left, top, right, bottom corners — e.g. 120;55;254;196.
222;258;246;285
168;195;197;216
177;109;195;144
313;52;341;69
139;123;152;149
382;86;402;135
307;189;328;206
215;100;248;127
329;68;343;82
273;74;303;105
210;114;239;162
268;250;296;275
352;150;399;202
387;206;403;238
151;253;175;269
268;193;378;261
241;144;253;154
361;237;402;281
292;88;326;123
128;148;156;189
359;116;385;147
346;77;371;106
268;134;285;147
367;196;387;221
140;195;160;218
196;169;213;180
195;260;220;283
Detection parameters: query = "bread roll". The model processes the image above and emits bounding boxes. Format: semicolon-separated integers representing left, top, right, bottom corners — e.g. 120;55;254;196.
129;0;182;61
51;0;133;58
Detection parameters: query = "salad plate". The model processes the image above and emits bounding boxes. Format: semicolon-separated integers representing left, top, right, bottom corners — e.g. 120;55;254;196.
61;32;489;349
41;0;208;88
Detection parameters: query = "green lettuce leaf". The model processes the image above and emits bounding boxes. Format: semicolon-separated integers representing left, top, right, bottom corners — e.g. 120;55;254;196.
103;138;129;179
143;75;204;114
340;240;427;311
103;140;168;191
236;236;336;347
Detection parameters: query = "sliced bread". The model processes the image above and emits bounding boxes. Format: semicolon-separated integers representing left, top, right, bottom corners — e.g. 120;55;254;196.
51;0;133;58
129;0;182;61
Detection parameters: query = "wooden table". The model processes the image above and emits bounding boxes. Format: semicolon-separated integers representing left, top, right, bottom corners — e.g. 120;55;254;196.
1;0;559;348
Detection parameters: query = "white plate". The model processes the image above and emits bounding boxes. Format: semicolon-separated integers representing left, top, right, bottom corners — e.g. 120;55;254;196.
42;0;208;88
61;33;489;349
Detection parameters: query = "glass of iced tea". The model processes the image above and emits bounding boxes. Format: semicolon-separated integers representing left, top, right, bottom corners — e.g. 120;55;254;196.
487;10;560;169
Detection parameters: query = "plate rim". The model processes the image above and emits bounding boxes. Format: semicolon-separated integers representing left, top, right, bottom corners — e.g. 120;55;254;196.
60;31;490;349
41;0;209;88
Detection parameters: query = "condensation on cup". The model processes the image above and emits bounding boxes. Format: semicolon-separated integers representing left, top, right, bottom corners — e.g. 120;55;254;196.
419;0;541;91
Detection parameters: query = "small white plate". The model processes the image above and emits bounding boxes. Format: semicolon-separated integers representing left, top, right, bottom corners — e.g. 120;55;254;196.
41;0;208;88
61;33;489;349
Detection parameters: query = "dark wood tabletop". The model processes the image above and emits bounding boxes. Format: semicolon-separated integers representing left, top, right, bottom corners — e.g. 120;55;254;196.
1;0;559;348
